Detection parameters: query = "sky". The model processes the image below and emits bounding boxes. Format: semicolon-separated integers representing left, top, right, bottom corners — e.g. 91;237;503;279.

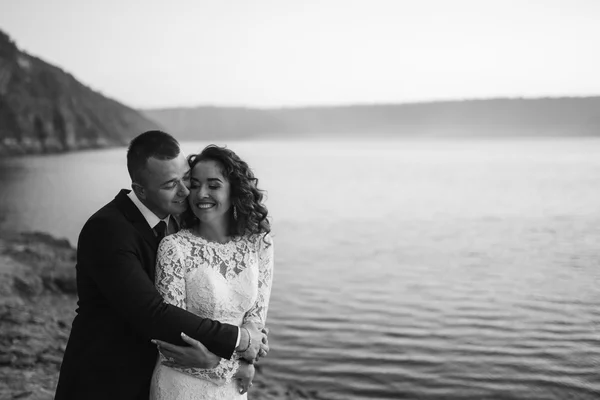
1;0;599;109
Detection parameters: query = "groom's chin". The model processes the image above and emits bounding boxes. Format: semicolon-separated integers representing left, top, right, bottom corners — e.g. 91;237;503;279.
171;202;189;214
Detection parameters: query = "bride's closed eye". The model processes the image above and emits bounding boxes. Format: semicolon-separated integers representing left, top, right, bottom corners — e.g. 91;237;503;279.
189;181;221;190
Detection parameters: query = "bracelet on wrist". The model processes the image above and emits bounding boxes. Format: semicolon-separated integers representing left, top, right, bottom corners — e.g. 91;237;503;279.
240;327;252;352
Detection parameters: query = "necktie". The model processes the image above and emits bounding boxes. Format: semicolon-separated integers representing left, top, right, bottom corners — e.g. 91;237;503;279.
170;217;178;234
154;220;167;241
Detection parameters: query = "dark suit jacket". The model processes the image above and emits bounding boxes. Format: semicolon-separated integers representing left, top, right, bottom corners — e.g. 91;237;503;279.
55;189;238;400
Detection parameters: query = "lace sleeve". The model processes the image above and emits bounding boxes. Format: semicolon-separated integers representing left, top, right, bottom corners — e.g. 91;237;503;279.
155;237;187;309
243;234;274;326
155;236;240;385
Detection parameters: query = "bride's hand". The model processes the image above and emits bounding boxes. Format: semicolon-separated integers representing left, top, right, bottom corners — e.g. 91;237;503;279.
234;361;255;395
238;322;269;363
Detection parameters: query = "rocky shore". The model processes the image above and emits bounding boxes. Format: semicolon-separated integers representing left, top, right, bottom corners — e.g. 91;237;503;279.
0;230;321;400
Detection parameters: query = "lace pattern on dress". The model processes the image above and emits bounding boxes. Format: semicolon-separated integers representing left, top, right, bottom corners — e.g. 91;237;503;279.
152;230;274;396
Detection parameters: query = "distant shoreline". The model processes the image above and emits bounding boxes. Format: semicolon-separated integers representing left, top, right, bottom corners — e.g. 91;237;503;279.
142;96;600;142
3;129;600;158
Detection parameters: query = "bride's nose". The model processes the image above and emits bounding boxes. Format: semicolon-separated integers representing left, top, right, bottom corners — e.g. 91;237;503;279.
196;185;209;198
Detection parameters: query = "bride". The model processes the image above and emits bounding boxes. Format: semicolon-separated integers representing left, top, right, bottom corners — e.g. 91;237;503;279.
149;145;274;400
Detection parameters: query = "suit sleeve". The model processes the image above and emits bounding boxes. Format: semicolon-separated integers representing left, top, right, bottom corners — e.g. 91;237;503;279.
77;217;237;359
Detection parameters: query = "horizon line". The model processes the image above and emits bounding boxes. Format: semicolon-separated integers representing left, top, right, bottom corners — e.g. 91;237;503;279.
140;94;600;111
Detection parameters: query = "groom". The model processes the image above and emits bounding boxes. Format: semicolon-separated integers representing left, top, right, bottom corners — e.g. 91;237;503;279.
55;130;267;400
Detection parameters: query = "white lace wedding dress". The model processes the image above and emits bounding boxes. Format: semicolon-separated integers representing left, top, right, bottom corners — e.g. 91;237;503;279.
149;229;274;400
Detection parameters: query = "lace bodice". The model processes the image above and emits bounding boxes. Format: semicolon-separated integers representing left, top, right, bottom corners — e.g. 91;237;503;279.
154;229;274;387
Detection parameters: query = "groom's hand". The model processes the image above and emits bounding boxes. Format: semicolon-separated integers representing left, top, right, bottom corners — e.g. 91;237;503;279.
152;332;220;369
237;322;269;364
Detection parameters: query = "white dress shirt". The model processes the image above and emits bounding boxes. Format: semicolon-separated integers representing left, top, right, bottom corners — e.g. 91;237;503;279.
127;191;172;233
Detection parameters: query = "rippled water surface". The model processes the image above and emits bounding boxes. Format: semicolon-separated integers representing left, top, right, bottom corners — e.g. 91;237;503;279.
1;138;600;399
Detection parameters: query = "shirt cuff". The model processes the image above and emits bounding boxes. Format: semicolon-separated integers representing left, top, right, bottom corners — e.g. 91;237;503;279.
235;327;241;348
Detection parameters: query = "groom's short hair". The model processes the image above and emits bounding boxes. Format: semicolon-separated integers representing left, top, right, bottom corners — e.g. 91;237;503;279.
127;130;181;184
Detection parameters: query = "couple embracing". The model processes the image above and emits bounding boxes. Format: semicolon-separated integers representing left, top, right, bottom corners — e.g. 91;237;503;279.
55;130;274;399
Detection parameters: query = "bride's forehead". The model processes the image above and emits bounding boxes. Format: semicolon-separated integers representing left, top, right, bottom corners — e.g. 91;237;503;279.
192;160;227;179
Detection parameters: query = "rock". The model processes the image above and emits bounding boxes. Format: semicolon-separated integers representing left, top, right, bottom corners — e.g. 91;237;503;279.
13;274;44;297
13;390;34;399
0;231;77;297
0;354;16;365
42;269;77;294
38;354;62;365
20;232;72;250
14;357;37;368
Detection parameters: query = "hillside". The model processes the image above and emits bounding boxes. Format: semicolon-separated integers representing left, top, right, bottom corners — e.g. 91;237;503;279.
144;97;600;141
2;27;599;152
0;30;160;156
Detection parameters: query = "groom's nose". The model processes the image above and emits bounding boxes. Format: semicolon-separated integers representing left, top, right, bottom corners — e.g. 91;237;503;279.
177;181;190;197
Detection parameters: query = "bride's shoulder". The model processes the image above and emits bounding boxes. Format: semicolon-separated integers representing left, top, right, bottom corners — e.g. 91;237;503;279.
245;232;273;249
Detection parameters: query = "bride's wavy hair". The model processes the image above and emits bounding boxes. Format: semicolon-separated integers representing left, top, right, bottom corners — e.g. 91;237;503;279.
180;145;271;238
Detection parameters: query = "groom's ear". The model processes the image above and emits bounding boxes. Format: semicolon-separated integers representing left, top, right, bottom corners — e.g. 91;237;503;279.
132;182;146;200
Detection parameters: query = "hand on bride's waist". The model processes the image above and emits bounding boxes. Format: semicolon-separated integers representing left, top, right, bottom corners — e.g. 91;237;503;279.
152;332;220;369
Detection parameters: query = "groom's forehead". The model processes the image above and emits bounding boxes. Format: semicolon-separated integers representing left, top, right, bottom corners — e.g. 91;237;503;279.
144;155;188;179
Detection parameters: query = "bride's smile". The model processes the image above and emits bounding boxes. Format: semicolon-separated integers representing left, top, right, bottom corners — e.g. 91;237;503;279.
188;159;232;225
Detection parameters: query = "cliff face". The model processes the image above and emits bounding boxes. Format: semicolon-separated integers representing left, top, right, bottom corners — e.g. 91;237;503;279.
0;30;160;156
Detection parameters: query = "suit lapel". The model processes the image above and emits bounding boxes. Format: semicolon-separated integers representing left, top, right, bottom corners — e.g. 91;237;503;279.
113;190;160;279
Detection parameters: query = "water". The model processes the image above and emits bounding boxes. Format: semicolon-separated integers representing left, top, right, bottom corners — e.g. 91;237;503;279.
1;138;600;399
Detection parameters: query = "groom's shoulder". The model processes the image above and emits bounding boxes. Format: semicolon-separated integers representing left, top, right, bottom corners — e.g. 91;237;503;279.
81;191;134;234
